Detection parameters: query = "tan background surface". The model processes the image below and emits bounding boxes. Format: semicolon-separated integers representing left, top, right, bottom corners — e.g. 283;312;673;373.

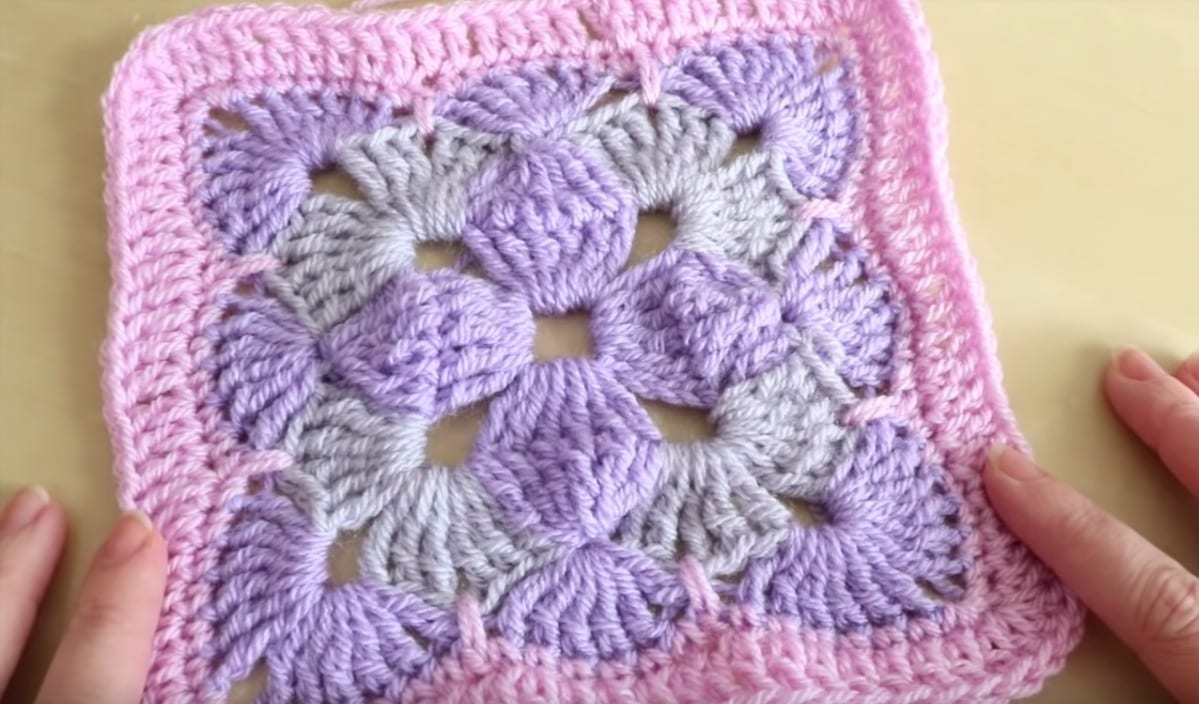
1;0;1198;702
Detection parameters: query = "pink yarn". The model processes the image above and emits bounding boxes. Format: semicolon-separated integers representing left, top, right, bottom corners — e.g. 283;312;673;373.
100;0;1084;702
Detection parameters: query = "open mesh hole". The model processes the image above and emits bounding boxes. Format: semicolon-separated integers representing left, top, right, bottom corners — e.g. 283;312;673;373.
774;494;822;526
426;399;491;468
725;128;763;164
671;534;688;562
420;132;439;157
206;107;249;135
626;210;676;268
311;164;366;201
591;87;634;112
638;398;715;443
455;568;472;597
326;529;368;586
415;241;486;278
415;241;465;271
917;579;946;603
404;625;431;650
232;280;256;297
227;661;268;704
918;573;967;603
578;11;604;41
244;475;268;495
715;568;746;589
534;312;594;361
219;279;260;322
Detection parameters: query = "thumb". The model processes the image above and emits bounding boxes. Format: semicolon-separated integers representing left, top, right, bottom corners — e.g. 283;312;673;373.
984;446;1199;703
35;511;166;704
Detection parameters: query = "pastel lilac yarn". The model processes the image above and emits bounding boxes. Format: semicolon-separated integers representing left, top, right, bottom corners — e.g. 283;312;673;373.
101;1;1084;702
199;36;971;698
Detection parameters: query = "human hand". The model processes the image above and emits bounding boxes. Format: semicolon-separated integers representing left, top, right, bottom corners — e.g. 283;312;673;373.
987;348;1199;703
0;490;166;703
3;353;1194;704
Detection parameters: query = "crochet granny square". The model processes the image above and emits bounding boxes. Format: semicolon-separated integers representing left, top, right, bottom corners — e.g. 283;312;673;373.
101;0;1084;702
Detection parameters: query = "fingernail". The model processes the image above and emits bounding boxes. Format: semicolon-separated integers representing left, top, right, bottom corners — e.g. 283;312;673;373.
1114;348;1164;381
98;511;154;565
0;486;50;533
988;443;1043;482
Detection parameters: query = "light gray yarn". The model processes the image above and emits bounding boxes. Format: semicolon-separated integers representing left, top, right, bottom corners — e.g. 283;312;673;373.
270;120;503;331
612;441;796;578
277;387;560;613
566;94;812;283
269;199;412;331
267;90;859;611
340;121;503;242
614;338;857;577
567;94;737;261
278;389;427;532
568;93;735;211
689;152;809;282
714;335;857;496
359;465;561;612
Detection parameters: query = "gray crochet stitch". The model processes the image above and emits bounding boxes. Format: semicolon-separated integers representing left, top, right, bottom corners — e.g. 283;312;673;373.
277;390;426;532
613;338;858;578
341;120;504;241
270;120;503;331
269;199;409;331
358;466;561;612
264;88;856;612
692;152;809;282
567;93;734;210
567;93;809;282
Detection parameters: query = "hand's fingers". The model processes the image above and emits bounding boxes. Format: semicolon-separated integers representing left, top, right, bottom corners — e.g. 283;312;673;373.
1173;353;1199;397
0;487;66;693
1105;348;1199;498
985;447;1199;703
35;512;166;704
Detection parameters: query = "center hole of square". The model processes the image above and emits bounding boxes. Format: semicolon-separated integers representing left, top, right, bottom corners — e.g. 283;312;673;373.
534;312;593;360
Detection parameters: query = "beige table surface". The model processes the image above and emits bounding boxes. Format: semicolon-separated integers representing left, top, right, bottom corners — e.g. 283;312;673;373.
2;1;1198;702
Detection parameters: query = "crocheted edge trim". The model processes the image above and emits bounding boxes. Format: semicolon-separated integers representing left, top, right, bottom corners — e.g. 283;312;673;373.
100;0;1083;701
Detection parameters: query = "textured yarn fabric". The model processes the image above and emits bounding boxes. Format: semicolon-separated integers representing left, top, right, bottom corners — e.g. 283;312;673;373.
100;1;1084;702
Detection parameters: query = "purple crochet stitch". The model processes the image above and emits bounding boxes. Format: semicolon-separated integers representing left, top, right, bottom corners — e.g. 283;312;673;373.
197;33;969;703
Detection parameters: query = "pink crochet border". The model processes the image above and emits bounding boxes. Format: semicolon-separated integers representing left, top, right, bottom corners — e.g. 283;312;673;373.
101;0;1084;702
